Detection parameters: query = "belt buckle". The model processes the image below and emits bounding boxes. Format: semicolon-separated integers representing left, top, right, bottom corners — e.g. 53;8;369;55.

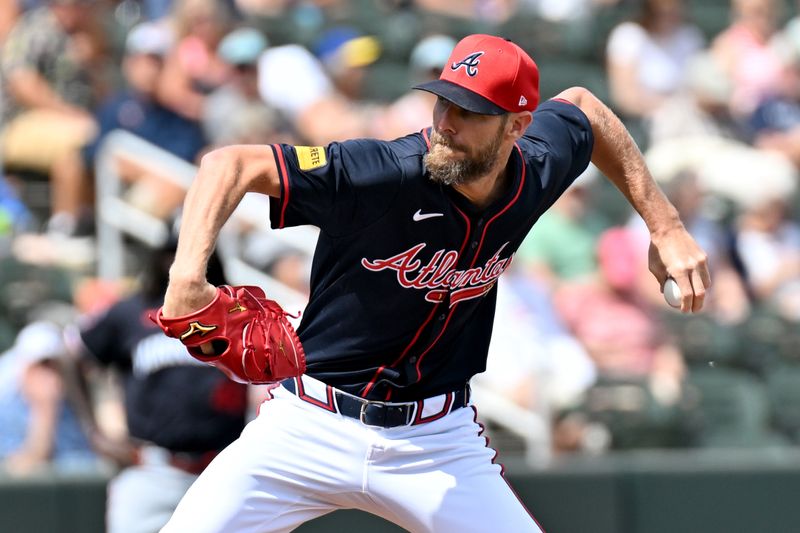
359;400;386;428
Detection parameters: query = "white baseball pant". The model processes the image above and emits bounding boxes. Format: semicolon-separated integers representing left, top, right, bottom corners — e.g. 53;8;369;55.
161;382;545;533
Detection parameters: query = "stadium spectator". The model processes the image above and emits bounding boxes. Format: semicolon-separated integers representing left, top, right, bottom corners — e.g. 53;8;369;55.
606;0;704;121
47;20;206;234
157;0;233;121
735;196;800;321
710;0;793;119
313;26;381;102
647;51;741;144
0;321;96;476
203;27;294;147
0;0;107;182
257;28;378;144
744;7;800;168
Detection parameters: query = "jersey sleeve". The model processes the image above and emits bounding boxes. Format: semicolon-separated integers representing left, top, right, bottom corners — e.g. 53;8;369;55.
522;99;594;209
79;303;128;367
269;139;405;236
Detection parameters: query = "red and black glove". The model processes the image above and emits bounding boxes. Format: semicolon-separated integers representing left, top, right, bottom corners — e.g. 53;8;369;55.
151;285;306;384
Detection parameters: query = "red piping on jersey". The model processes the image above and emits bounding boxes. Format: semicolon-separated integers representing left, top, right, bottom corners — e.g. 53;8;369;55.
362;203;472;400
295;377;336;412
469;144;526;267
422;127;431;149
272;144;290;228
413;307;457;382
452;204;472;258
362;304;440;399
412;391;453;424
471;406;545;530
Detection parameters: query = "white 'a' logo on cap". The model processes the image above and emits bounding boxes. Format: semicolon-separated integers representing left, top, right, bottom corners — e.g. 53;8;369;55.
451;51;484;77
519;95;528;107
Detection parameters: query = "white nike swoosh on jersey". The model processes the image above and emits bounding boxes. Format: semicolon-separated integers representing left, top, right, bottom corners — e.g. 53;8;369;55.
413;209;444;222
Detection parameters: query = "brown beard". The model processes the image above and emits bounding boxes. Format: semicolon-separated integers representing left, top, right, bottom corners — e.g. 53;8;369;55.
424;116;508;186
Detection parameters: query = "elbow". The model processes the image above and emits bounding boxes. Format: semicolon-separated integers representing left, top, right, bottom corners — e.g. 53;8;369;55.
556;86;594;107
197;147;243;188
199;146;237;170
197;145;278;196
556;86;608;123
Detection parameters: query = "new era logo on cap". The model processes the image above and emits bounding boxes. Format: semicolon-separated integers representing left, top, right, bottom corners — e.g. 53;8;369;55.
414;34;539;115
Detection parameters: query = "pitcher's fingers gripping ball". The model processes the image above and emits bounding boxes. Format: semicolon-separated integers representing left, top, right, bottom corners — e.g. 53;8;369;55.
151;285;306;384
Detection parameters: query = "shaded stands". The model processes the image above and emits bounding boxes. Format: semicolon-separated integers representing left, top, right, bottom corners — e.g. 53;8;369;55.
665;309;800;449
0;256;76;352
576;376;696;450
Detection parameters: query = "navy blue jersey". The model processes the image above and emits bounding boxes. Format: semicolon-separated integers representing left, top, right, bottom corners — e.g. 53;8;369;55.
268;100;593;401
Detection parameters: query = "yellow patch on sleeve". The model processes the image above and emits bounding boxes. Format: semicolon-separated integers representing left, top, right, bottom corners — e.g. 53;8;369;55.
295;146;328;170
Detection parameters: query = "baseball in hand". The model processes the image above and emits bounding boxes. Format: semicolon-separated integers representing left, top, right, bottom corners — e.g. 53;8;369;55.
663;278;681;308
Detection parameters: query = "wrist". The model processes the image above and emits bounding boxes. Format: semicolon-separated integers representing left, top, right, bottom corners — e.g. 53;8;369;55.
168;265;208;288
646;207;683;242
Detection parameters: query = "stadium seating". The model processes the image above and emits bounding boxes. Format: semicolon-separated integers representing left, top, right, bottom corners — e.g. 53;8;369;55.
687;367;789;448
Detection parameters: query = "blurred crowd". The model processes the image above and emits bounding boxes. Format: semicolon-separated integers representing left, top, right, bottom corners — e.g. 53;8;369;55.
1;0;800;492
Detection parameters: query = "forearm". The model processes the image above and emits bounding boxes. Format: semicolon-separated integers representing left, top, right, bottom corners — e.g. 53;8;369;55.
595;117;682;238
164;145;279;316
170;150;251;283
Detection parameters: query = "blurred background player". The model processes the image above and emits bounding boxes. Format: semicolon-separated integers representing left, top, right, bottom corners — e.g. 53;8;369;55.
64;234;247;533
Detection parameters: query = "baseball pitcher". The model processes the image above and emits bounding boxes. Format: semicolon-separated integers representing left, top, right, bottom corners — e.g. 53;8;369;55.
154;34;710;532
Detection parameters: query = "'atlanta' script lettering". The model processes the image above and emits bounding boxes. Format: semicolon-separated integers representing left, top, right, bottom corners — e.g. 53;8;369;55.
361;243;512;306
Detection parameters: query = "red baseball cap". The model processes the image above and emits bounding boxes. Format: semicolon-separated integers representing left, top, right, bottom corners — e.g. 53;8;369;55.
414;34;539;115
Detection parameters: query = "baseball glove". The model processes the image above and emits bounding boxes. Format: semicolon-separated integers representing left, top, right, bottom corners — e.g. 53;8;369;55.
151;285;306;384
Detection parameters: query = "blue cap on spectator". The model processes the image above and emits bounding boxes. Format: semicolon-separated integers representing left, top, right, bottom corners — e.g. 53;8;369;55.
410;34;457;74
218;28;268;66
314;27;381;70
125;21;173;56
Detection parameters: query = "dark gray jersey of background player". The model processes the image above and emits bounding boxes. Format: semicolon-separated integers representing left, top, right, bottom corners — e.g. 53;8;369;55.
80;294;247;453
